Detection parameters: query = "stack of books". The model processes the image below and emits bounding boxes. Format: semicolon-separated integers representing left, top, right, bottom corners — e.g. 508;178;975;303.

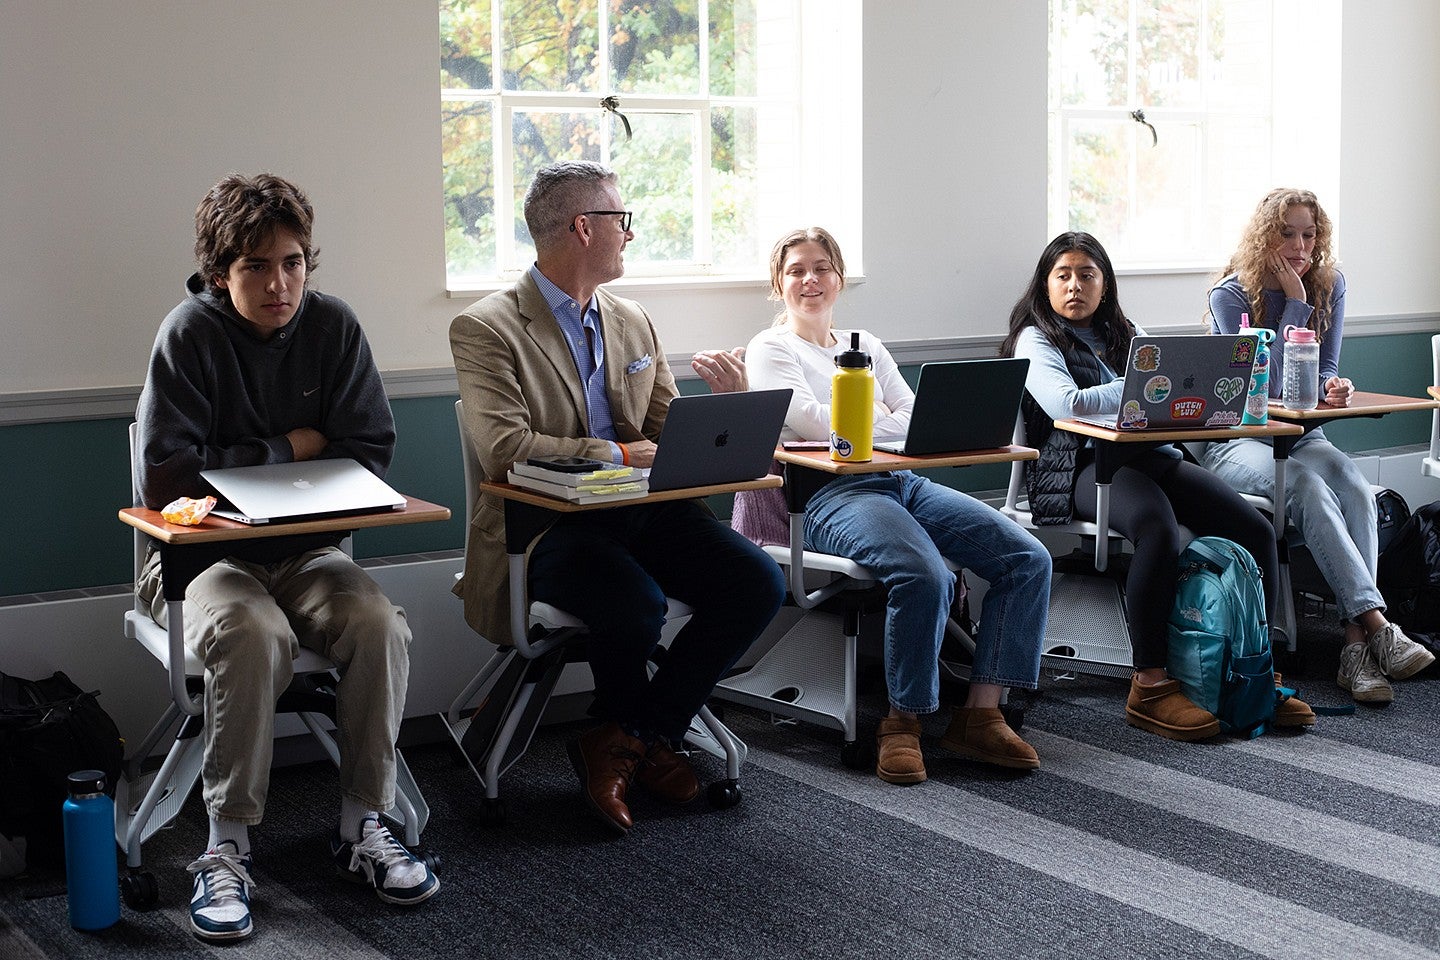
506;460;649;504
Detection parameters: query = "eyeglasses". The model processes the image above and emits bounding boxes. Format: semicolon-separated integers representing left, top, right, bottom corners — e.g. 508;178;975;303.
570;210;634;232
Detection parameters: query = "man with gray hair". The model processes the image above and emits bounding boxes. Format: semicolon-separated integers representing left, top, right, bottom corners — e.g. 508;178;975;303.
450;161;784;835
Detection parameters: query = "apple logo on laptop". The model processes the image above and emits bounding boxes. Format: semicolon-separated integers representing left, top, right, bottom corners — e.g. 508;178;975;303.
714;430;729;448
292;478;314;489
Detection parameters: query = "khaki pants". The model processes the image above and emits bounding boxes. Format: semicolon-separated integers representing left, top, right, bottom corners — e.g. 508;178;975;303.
139;546;411;824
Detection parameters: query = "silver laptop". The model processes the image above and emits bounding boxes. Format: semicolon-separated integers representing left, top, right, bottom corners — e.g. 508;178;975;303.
873;358;1030;455
1073;334;1259;431
201;458;405;525
645;388;792;492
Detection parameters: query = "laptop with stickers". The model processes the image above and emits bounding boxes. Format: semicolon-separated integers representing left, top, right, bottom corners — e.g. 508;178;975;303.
1074;334;1259;431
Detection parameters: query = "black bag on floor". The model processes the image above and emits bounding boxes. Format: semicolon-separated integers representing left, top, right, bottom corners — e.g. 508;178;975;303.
0;672;123;870
1291;488;1410;601
1378;499;1440;651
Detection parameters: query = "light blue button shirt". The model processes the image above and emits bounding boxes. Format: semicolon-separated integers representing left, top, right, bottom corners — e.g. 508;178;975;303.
529;265;623;463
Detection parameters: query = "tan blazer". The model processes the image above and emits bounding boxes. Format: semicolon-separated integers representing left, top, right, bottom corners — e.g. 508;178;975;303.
449;272;676;644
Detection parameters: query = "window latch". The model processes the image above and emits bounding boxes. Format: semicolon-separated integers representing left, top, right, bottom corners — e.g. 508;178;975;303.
1129;108;1157;147
601;96;632;141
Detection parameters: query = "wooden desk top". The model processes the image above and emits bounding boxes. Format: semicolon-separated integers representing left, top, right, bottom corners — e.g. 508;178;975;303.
1265;390;1440;421
480;475;782;513
119;496;451;544
773;445;1037;475
1053;418;1302;444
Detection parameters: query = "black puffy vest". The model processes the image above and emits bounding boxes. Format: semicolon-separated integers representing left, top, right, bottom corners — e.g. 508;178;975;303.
1022;334;1111;524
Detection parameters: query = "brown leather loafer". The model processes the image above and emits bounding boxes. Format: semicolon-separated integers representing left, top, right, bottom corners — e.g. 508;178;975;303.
566;722;644;835
875;716;926;784
939;707;1039;770
635;741;700;804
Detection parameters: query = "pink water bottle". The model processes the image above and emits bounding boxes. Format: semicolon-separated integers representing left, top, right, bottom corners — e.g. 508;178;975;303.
1281;325;1320;411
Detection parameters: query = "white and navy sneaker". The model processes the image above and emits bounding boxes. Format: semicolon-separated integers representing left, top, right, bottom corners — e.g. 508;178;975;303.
186;841;255;941
330;817;439;906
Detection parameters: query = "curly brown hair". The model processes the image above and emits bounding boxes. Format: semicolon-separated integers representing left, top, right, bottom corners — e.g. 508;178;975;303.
1216;188;1337;340
195;173;317;292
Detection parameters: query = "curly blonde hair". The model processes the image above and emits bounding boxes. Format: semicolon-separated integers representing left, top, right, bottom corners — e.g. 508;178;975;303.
1217;188;1338;340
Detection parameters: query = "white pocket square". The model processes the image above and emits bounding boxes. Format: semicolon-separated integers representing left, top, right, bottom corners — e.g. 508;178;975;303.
626;354;653;374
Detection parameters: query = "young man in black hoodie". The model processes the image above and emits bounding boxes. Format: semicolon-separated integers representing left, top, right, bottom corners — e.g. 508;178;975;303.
135;173;438;941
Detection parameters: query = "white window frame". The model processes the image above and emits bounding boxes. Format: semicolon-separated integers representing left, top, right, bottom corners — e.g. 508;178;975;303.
441;0;862;294
1048;0;1341;272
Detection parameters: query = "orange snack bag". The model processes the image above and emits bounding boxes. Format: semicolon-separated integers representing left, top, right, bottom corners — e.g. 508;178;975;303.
161;495;217;525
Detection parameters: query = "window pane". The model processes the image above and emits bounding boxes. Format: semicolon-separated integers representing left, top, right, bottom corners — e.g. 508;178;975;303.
1053;0;1130;107
1130;120;1200;257
1063;120;1128;240
610;113;695;263
511;110;602;263
442;100;497;277
709;0;758;96
710;106;758;269
610;0;700;95
1207;0;1272;110
441;0;493;90
1135;0;1202;108
502;0;600;92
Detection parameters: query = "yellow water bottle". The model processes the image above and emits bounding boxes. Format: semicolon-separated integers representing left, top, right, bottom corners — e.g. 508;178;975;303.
830;331;874;462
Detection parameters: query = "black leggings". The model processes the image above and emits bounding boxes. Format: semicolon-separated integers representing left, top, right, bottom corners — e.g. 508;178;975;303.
1072;449;1279;669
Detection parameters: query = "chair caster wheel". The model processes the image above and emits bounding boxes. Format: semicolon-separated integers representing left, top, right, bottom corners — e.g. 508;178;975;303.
707;780;742;809
1001;704;1025;733
419;849;442;873
476;797;507;826
839;738;872;770
121;870;159;909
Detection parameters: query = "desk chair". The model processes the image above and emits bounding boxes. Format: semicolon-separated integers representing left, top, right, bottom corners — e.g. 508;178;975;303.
1001;414;1134;676
713;478;991;769
116;425;430;908
1423;335;1440;479
442;400;746;825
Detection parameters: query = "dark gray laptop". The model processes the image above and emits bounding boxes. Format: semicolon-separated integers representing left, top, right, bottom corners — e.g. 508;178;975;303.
645;388;792;492
1073;334;1259;431
873;358;1030;455
201;458;405;525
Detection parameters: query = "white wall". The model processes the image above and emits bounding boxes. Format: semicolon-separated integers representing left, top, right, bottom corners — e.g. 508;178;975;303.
1;1;1437;397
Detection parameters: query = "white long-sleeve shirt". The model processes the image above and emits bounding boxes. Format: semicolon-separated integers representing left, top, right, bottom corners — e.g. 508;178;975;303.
745;325;912;442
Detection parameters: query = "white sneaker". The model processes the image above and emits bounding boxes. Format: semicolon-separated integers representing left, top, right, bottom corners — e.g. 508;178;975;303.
1337;642;1393;704
186;841;255;941
1368;622;1436;680
330;817;439;906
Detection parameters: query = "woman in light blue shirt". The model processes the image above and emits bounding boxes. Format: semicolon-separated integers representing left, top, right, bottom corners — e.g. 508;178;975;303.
1203;189;1435;704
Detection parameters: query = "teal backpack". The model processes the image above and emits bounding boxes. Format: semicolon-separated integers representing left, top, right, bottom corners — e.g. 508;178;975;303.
1166;537;1276;738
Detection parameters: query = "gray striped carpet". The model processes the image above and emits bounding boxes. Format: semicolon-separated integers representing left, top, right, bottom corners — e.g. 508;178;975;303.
3;612;1438;959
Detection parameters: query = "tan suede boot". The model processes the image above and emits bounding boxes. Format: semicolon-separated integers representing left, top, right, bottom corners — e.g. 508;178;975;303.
875;716;926;784
939;707;1039;770
1272;673;1317;728
1125;675;1220;741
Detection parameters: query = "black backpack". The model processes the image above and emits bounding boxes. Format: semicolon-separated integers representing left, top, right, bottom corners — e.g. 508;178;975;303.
1291;488;1410;602
0;672;124;869
1378;499;1440;651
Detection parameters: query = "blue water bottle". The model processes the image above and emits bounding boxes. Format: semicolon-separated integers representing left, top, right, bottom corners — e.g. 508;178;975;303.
63;770;120;930
1239;313;1273;425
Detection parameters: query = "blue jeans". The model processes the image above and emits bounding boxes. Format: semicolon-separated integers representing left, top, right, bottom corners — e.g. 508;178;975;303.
1201;429;1383;621
528;499;785;742
802;471;1049;714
